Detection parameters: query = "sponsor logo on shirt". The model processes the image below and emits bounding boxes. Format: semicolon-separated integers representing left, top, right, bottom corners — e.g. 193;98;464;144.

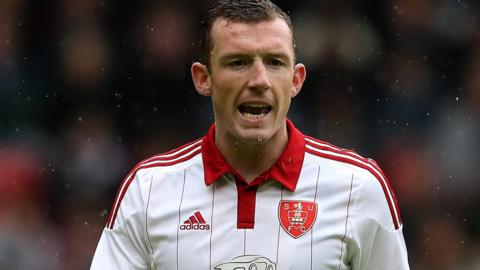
278;200;317;238
179;211;210;230
214;255;276;270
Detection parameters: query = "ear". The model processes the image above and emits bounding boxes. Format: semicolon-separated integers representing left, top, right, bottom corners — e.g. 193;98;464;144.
191;62;212;96
291;63;306;97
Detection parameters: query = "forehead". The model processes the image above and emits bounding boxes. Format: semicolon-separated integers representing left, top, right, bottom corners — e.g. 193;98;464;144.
210;18;294;57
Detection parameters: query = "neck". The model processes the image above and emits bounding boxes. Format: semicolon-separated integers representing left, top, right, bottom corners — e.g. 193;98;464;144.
215;126;289;183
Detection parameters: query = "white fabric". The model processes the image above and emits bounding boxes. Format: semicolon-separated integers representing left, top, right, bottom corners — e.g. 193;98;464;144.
91;148;409;269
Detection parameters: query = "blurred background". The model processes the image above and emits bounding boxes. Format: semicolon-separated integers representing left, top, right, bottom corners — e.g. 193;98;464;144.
1;0;479;269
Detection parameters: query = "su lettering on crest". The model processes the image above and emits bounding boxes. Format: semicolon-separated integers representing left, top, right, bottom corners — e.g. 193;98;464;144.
278;200;317;238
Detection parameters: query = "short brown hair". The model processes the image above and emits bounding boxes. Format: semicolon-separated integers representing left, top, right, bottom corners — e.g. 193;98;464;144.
199;0;296;69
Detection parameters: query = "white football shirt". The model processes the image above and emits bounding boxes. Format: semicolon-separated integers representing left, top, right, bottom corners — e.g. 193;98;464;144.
91;120;409;269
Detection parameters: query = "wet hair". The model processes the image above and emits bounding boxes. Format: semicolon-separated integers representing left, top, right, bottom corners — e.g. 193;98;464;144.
199;0;296;69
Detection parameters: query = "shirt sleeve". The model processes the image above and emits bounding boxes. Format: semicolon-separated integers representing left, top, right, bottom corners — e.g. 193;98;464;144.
90;173;152;270
348;171;410;270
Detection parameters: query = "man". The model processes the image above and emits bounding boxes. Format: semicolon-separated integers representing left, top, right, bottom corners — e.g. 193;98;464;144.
91;0;409;269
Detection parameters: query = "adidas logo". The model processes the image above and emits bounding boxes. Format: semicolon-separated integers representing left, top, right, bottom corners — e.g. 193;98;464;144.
179;211;210;230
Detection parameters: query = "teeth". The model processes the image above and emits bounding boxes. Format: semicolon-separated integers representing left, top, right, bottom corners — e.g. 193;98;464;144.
243;112;267;119
243;104;269;108
238;103;271;119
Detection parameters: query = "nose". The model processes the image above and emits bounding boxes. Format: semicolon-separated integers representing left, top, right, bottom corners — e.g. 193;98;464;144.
247;60;271;91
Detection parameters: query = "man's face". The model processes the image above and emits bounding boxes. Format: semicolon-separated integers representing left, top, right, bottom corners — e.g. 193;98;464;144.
193;18;306;144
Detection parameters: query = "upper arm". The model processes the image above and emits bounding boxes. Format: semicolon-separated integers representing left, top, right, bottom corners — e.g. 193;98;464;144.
348;171;409;270
91;172;151;270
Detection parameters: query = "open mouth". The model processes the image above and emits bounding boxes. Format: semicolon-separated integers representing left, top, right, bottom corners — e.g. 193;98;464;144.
238;104;272;120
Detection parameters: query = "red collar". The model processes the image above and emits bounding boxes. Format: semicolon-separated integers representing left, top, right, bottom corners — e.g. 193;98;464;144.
201;119;305;191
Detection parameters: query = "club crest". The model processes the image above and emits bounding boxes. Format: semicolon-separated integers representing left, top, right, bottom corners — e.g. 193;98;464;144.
278;200;317;238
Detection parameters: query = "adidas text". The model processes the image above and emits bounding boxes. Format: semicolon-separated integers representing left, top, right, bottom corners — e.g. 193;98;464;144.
180;223;210;230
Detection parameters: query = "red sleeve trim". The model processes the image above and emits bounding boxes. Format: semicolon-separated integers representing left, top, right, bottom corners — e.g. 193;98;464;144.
106;140;202;229
305;137;402;230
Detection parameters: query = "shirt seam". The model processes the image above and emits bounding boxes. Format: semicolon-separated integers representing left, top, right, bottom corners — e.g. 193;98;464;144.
145;175;158;270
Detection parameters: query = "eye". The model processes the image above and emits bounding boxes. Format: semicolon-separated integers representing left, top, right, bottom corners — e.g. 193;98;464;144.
227;59;247;68
267;58;284;67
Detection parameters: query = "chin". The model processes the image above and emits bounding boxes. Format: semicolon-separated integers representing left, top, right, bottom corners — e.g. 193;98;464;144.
235;128;274;144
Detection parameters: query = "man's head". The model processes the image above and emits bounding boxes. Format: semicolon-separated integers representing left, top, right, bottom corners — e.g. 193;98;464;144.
191;0;306;146
199;0;296;69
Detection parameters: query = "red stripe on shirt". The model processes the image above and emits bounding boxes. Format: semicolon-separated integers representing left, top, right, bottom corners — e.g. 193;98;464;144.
305;142;401;230
305;136;402;227
106;147;202;229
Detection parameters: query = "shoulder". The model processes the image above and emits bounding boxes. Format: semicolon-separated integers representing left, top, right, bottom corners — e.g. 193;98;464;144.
303;135;377;177
134;138;203;177
105;138;203;229
303;135;402;230
119;137;203;191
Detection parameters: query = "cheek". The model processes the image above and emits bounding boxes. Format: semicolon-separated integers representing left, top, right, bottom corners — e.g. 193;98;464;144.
210;87;234;114
211;74;242;104
279;96;292;113
274;79;295;100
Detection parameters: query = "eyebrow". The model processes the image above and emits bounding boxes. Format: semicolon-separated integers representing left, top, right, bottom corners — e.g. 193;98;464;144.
219;52;291;63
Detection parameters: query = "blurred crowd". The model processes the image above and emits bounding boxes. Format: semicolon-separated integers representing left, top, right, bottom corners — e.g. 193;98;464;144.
1;0;479;269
